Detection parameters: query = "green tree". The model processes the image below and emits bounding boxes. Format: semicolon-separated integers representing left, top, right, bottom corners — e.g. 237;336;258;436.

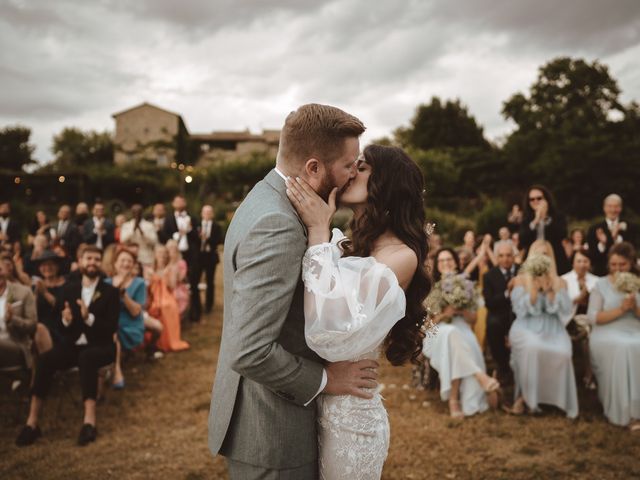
502;57;639;218
0;125;36;171
52;127;114;168
395;97;490;150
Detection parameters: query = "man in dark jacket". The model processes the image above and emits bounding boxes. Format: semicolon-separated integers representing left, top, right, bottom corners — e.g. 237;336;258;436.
483;241;518;384
16;246;119;447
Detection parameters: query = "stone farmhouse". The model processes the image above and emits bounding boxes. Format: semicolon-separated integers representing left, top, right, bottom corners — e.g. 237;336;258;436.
112;102;279;166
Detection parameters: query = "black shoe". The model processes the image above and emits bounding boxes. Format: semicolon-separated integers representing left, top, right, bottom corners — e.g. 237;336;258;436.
15;425;41;446
77;423;97;446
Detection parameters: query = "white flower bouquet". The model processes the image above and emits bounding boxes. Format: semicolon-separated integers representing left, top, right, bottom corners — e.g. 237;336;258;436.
425;273;478;321
521;254;552;277
613;271;640;294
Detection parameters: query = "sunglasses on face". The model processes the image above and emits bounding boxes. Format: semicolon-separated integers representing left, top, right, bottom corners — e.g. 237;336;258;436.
529;196;544;202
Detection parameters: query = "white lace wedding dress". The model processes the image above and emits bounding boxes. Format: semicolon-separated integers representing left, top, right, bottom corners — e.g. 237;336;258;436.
302;229;406;480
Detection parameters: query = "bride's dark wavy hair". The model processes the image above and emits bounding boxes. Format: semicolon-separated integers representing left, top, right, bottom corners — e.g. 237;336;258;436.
341;144;432;366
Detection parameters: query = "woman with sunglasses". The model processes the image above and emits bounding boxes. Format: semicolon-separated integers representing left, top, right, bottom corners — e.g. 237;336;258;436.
519;185;571;275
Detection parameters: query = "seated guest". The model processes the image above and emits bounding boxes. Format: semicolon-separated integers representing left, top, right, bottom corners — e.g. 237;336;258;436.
23;233;50;277
15;246;119;447
106;248;146;389
561;250;598;389
483;241;518;385
587;242;640;430
113;214;127;244
166;240;190;317
519;185;571;275
120;204;158;269
0;201;22;251
32;250;66;354
74;202;90;231
2;253;31;287
563;228;588;261
509;240;577;418
423;248;499;418
0;259;37;370
149;245;189;352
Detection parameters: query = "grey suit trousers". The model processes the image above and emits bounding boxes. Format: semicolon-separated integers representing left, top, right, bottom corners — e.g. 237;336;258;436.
227;458;318;480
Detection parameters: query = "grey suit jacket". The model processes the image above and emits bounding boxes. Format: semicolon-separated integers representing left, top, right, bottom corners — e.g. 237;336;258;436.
4;282;38;368
208;169;324;469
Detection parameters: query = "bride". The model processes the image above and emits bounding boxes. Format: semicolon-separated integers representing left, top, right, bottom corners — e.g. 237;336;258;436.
285;144;431;479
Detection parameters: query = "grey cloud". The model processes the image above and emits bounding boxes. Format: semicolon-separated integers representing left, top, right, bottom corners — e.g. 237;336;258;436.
427;0;640;55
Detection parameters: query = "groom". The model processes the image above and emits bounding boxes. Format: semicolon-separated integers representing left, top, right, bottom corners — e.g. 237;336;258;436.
209;104;378;479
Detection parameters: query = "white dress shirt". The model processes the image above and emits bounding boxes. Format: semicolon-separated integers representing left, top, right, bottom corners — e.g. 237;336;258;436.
0;287;8;339
173;212;191;252
93;216;105;249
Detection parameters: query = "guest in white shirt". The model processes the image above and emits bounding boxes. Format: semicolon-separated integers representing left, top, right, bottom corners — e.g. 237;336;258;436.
16;246;119;447
191;205;223;316
120;204;158;268
561;249;599;389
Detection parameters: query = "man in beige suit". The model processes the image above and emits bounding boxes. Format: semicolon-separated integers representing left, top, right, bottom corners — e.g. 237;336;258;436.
209;104;379;479
0;257;37;370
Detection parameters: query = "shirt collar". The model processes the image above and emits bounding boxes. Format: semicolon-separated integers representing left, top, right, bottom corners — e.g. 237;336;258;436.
274;166;287;181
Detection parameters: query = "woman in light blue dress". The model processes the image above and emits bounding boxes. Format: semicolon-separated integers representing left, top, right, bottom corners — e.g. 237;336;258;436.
423;248;499;418
106;248;146;388
587;242;640;430
509;240;578;418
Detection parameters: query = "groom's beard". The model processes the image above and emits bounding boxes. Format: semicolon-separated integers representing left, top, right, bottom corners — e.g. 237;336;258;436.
317;170;349;202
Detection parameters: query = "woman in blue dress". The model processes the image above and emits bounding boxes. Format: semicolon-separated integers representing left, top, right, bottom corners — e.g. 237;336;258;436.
107;247;146;389
509;239;578;418
587;242;640;430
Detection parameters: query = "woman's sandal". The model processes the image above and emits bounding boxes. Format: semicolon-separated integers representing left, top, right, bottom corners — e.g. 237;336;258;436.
502;397;526;416
449;399;464;419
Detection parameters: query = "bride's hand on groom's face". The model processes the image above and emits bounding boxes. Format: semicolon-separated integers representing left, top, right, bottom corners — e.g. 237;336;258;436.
323;360;379;400
285;176;336;236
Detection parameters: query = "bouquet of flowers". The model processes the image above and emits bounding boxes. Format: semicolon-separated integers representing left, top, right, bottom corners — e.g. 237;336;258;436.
521;254;552;277
613;271;640;294
425;273;479;321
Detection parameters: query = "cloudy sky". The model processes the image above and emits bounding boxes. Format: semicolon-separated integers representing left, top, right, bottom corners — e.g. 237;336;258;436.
2;0;640;163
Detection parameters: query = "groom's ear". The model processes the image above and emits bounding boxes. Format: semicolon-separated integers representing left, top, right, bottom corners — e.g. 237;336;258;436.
303;158;321;176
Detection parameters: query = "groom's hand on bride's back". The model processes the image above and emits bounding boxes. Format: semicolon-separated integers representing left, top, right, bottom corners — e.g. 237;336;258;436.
324;360;379;399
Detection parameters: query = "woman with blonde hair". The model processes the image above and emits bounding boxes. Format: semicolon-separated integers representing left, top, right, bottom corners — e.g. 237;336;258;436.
165;240;189;318
508;239;578;417
148;244;189;352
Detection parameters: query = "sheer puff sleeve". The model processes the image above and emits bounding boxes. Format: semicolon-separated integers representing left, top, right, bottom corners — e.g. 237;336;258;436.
302;229;406;362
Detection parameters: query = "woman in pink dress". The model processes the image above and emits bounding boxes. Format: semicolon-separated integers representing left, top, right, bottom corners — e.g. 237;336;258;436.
166;240;189;318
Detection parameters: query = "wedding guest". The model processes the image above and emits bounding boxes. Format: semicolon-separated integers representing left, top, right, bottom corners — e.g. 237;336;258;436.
31;250;66;353
423;248;499;418
0;201;22;250
519;185;570;275
151;203;169;244
561;250;598;389
462;230;476;254
498;227;511;242
83;201;115;250
191;205;223;315
3;250;32;287
148;244;189;352
51;241;73;276
483;241;518;385
16;246;119;447
0;259;37;370
587;242;640;429
74;202;90;231
509;240;577;418
113;214;127;243
120;204;158;268
49;204;81;258
23;233;49;276
106;247;146;389
512;231;524;265
507;203;523;232
587;194;639;276
27;210;50;246
100;243;118;278
166;240;189;317
162;195;200;322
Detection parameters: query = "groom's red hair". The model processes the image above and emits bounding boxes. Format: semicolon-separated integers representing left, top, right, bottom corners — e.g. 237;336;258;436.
277;103;365;167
